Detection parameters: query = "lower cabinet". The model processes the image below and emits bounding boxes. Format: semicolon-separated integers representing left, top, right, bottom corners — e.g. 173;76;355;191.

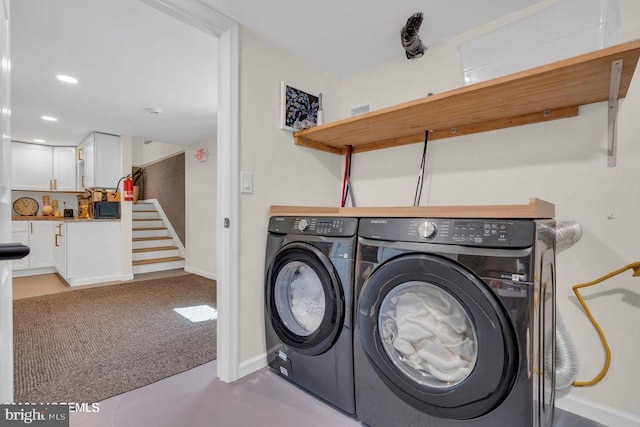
29;221;55;268
11;222;30;271
14;220;122;286
12;221;55;271
57;221;121;286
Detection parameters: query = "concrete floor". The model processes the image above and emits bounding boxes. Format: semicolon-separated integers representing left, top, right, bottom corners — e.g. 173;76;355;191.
70;361;605;427
70;361;360;427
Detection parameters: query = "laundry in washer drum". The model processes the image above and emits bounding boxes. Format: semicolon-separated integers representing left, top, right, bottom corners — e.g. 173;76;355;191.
379;282;478;386
288;265;326;332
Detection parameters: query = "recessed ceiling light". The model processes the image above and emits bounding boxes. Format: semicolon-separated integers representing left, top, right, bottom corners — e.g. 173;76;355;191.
41;116;58;122
56;75;78;84
33;138;46;143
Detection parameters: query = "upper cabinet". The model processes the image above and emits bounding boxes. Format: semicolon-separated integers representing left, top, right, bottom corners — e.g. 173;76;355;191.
78;133;121;190
12;143;53;191
52;147;78;191
12;143;77;191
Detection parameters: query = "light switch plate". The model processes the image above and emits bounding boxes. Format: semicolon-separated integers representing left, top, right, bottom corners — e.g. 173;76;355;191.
241;171;253;194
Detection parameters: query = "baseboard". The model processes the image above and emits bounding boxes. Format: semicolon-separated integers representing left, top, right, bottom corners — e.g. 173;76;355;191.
12;267;56;278
185;266;217;281
68;274;133;287
556;395;640;427
237;352;267;379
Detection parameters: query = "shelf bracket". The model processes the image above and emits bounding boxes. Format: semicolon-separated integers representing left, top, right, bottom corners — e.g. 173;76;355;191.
608;59;623;167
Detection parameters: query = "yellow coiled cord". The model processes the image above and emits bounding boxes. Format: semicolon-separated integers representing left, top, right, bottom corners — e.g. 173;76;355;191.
572;261;640;387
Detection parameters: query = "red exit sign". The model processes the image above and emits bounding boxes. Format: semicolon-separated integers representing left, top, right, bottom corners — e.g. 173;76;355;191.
196;147;209;162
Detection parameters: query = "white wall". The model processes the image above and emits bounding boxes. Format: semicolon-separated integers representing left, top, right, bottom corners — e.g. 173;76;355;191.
132;136;184;167
185;135;217;279
237;28;342;363
338;0;640;421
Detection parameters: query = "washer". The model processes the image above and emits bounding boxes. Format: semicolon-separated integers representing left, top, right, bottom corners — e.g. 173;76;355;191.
264;216;358;415
354;217;556;426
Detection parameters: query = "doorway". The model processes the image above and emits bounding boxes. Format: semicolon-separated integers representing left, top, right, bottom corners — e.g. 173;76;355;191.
0;0;239;404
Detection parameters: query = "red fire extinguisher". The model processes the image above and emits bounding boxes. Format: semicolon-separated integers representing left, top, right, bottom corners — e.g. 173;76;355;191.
123;175;134;201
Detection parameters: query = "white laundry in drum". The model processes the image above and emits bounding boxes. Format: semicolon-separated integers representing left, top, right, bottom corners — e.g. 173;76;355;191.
290;266;326;333
379;283;477;386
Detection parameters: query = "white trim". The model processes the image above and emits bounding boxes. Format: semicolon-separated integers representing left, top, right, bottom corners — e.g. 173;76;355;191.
143;0;240;383
237;352;267;379
68;274;134;287
215;22;240;383
185;266;217;281
12;267;56;277
556;395;640;427
138;198;186;256
140;0;235;36
133;149;185;169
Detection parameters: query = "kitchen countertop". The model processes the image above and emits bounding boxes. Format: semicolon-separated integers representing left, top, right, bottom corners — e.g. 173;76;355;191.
12;216;120;222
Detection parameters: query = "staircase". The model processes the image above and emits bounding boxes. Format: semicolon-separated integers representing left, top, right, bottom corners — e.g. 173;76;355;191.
132;201;185;274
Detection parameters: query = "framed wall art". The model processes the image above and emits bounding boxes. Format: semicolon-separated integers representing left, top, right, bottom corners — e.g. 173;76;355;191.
280;81;320;132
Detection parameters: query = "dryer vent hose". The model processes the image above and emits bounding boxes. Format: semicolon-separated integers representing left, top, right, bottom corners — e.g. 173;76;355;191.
554;221;583;253
545;221;583;390
549;310;580;390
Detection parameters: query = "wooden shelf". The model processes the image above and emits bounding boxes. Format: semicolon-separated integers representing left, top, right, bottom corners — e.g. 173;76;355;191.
270;198;554;219
293;40;640;154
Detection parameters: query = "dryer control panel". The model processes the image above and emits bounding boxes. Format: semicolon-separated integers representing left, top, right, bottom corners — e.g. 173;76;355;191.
359;218;535;248
269;216;358;237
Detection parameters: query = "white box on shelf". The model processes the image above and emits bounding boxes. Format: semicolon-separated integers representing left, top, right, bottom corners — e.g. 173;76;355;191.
459;0;620;86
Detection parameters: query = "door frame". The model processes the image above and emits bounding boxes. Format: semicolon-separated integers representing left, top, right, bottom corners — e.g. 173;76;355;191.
0;0;12;404
140;0;240;382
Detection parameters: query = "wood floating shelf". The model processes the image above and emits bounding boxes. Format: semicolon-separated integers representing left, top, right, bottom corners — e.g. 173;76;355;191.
270;198;555;219
293;40;640;155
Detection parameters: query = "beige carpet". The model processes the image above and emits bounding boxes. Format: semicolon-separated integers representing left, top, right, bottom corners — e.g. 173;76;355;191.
14;274;217;403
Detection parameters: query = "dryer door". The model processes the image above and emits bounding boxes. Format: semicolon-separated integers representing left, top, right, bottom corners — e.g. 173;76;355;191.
358;253;518;420
266;242;344;355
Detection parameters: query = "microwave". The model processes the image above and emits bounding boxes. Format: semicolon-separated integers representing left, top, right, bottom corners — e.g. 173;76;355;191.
92;201;120;219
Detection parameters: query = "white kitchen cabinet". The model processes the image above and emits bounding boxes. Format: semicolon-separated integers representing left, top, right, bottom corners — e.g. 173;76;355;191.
11;222;30;271
64;221;121;286
78;135;94;189
11;221;54;271
54;222;66;278
13;219;122;285
28;221;55;269
78;133;120;190
52;147;77;191
12;142;54;191
12;142;78;191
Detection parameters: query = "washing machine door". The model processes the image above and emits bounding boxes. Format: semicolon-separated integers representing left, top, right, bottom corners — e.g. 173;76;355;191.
266;242;344;355
358;253;518;420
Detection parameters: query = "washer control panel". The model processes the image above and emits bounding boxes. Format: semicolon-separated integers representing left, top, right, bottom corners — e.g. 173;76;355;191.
360;218;535;248
269;216;358;237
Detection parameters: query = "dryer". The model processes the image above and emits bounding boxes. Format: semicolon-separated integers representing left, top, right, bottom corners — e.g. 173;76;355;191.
264;216;358;415
354;217;556;426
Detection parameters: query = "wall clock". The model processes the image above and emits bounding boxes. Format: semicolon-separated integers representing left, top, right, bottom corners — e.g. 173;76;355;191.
13;197;39;216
